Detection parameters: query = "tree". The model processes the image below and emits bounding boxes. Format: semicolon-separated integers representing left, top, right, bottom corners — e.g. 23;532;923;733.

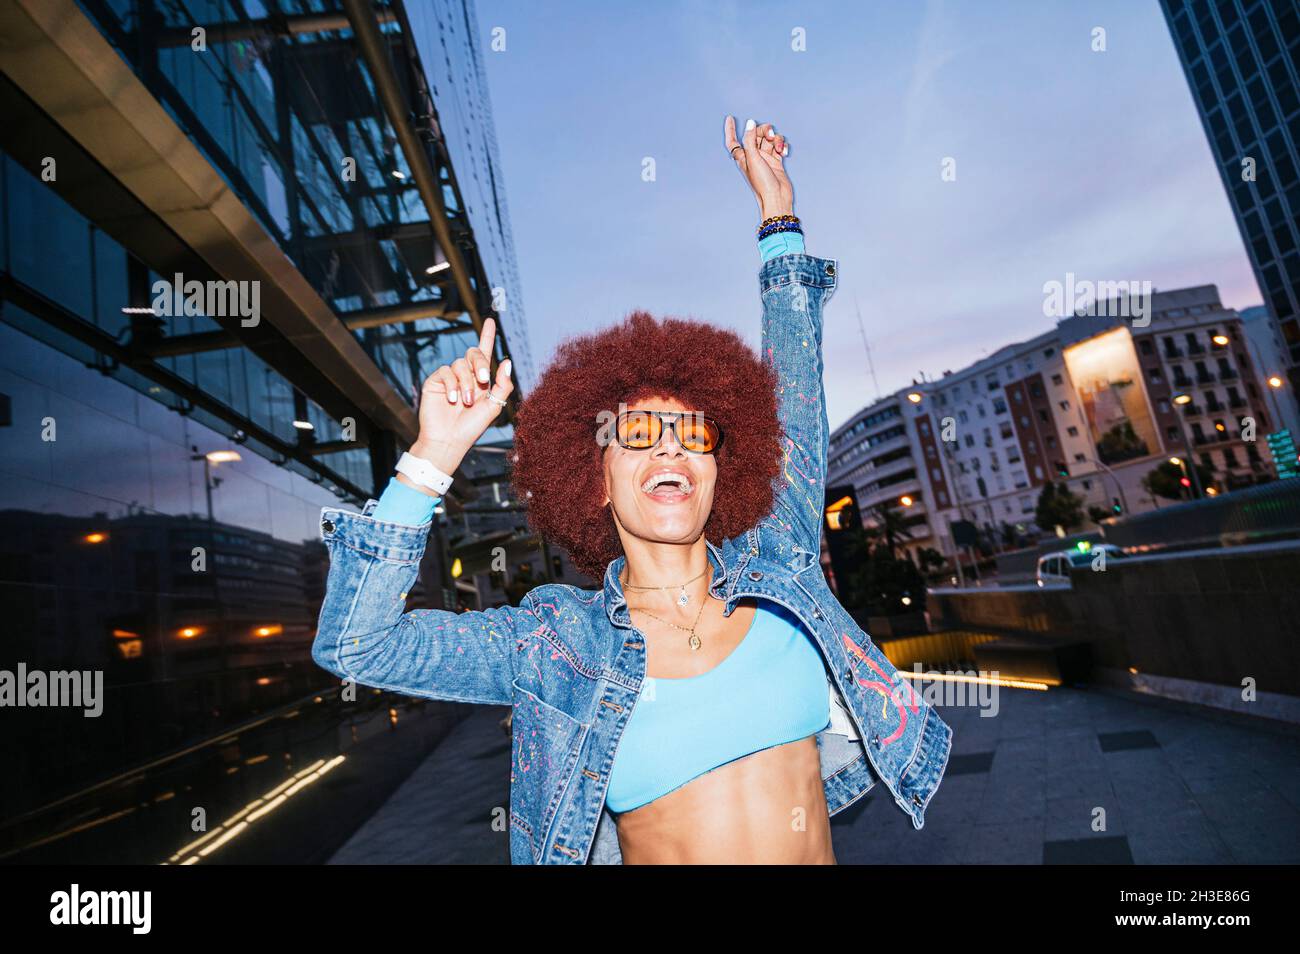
1035;481;1084;531
1142;459;1214;501
863;502;914;558
836;523;873;609
916;547;945;574
1096;419;1149;464
834;519;926;614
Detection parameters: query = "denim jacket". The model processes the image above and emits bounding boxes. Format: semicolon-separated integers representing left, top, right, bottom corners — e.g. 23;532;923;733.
311;253;953;864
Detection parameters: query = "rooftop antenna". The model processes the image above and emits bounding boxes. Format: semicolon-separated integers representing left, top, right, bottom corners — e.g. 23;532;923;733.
855;298;881;401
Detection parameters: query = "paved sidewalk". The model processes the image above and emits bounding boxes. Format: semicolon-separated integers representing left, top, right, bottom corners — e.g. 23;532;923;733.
329;706;513;864
330;685;1300;864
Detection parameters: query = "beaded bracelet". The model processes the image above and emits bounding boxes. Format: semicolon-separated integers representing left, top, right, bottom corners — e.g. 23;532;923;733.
758;222;804;239
757;213;799;234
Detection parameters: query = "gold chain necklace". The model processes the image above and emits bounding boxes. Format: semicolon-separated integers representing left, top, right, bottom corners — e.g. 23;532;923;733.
629;594;711;651
620;565;708;607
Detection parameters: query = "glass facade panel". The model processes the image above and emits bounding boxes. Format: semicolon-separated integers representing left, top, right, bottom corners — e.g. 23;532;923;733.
1160;0;1300;375
0;0;534;864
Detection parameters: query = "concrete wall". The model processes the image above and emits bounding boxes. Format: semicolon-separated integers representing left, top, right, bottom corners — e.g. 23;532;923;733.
930;544;1300;697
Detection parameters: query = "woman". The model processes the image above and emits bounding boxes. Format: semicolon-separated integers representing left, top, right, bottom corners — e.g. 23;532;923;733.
313;116;953;865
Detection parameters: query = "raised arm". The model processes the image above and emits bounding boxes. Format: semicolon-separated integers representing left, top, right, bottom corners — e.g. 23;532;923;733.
311;318;526;705
757;252;837;552
726;116;838;553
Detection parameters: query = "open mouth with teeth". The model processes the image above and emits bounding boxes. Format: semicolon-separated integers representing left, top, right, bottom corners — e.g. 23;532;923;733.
640;470;695;503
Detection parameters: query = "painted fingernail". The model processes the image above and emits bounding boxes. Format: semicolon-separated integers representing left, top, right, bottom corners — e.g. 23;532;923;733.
477;366;489;383
448;389;458;403
502;358;512;374
783;144;789;156
767;128;775;138
744;119;755;131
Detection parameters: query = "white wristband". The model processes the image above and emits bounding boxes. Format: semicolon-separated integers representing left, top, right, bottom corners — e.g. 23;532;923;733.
395;451;454;495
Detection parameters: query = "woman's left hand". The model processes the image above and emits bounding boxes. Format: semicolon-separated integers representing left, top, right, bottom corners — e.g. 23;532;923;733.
725;115;793;220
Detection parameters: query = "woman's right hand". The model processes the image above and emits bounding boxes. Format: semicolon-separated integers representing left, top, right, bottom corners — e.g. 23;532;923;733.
725;115;793;220
403;316;514;484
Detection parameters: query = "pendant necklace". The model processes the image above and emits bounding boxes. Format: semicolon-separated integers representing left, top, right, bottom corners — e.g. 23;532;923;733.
629;593;710;651
621;565;708;607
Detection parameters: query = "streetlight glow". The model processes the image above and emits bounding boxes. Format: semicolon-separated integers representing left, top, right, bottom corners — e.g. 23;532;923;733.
1173;393;1192;405
906;392;922;404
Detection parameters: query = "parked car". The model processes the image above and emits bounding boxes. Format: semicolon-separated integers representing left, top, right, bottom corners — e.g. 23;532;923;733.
1035;543;1127;586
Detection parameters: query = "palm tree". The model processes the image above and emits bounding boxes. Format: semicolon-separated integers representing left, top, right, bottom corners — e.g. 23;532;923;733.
864;503;914;558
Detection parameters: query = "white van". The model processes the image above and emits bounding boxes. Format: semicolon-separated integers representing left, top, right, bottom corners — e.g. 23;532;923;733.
1035;543;1126;586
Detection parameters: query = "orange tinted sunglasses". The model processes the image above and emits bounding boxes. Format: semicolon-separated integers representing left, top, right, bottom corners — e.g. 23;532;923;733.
614;410;724;454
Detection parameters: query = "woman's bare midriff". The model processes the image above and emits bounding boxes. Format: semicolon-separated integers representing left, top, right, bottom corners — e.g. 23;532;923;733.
613;734;836;864
612;596;836;864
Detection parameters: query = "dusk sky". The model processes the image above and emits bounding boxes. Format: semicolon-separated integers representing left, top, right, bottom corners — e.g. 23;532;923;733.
474;0;1261;431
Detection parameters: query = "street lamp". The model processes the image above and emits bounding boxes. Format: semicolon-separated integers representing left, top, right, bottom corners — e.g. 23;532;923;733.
1173;393;1192;405
190;449;242;523
899;495;914;507
906;391;922;404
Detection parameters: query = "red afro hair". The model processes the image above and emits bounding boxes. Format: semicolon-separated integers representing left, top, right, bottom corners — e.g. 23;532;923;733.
509;310;782;581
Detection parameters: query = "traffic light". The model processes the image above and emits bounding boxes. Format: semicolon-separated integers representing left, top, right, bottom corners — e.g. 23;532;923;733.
1179;476;1191;488
1111;497;1123;515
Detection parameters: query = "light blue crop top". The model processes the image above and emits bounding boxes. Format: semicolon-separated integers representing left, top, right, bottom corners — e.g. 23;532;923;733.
604;600;830;814
369;229;804;527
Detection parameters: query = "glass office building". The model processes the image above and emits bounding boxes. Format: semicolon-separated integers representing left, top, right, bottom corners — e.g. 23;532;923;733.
0;0;533;861
1159;0;1300;406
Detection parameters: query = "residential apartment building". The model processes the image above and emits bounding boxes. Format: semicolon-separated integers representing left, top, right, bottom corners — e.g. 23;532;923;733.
828;285;1281;563
826;395;937;562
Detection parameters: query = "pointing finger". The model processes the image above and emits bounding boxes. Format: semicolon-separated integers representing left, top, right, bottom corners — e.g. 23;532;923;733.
478;315;496;359
742;117;760;162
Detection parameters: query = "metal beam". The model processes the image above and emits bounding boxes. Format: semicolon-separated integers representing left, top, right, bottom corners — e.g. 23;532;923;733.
145;329;239;357
140;302;463;355
342;300;454;329
341;0;519;422
304;439;368;456
154;9;396;47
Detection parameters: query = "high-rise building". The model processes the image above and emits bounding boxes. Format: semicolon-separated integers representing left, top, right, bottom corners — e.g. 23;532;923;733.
0;0;541;852
1159;0;1300;414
